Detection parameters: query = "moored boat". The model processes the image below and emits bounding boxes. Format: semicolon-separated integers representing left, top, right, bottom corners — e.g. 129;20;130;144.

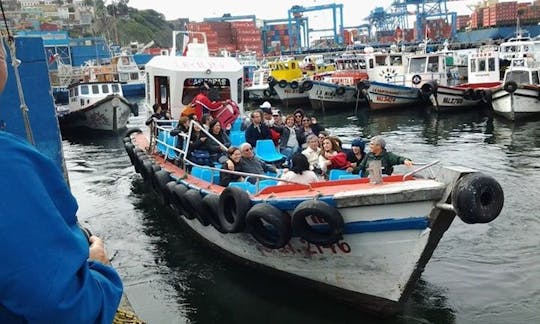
123;122;504;316
430;46;502;112
491;57;540;120
58;81;136;132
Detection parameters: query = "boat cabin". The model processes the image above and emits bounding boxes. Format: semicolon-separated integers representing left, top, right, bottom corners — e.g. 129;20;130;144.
499;36;540;62
364;53;405;83
111;54;144;84
268;58;305;81
145;55;244;119
503;58;540;85
68;82;123;110
468;47;500;84
405;53;448;87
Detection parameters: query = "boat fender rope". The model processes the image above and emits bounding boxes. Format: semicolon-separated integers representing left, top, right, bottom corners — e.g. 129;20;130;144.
218;186;251;233
503;81;518;94
246;203;292;249
292;200;344;245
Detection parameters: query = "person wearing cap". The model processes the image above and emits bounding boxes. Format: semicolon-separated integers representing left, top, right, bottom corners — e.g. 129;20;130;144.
260;101;274;127
350;135;413;176
346;138;366;168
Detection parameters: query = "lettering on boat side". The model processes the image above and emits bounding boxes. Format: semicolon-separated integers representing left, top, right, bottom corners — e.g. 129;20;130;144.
256;239;352;256
442;97;463;104
376;95;396;103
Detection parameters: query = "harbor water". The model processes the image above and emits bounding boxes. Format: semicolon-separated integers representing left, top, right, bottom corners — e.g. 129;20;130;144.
65;98;540;324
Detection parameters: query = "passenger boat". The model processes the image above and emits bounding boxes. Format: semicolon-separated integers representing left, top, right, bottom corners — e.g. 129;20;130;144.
490;57;540;120
57;81;136;132
430;46;502;112
123;120;504;315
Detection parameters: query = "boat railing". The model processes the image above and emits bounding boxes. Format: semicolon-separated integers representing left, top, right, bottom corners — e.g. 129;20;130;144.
403;160;440;181
151;118;313;193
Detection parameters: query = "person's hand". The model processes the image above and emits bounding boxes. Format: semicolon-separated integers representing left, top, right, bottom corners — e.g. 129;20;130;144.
200;137;207;142
404;159;413;167
89;236;110;265
346;167;353;172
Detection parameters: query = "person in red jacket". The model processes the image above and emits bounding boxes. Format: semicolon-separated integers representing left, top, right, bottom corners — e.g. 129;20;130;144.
190;85;223;121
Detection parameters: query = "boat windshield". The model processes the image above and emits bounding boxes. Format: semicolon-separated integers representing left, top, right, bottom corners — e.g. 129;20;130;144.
506;71;530;84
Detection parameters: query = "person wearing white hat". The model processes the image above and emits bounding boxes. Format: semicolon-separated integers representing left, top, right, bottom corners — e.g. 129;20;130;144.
259;101;274;127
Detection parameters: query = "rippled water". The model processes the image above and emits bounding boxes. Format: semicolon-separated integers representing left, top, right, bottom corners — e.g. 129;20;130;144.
63;99;540;324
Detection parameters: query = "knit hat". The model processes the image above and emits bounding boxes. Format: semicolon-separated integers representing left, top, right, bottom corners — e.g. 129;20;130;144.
351;138;365;150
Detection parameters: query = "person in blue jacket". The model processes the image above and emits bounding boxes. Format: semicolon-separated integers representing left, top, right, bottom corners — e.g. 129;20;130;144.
0;37;123;323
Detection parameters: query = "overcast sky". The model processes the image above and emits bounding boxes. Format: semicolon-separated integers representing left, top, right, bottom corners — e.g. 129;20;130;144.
127;0;473;27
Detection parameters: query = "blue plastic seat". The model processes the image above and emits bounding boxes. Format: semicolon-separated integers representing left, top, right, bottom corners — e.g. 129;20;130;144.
328;169;349;180
228;181;256;194
164;132;178;159
255;139;285;163
231;118;243;132
156;130;167;155
230;131;246;147
191;166;214;183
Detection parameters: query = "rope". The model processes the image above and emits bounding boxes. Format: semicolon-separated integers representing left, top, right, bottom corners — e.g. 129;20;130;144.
113;308;146;324
0;2;35;145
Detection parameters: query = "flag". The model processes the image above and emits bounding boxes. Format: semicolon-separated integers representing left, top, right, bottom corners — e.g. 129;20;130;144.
48;53;56;64
424;25;431;39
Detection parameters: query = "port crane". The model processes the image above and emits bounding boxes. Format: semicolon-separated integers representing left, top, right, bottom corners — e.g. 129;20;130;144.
287;3;344;52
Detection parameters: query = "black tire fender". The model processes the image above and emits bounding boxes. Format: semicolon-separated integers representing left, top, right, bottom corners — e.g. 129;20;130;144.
278;80;288;88
267;76;276;86
141;160;154;183
335;86;346;96
218;186;251;233
246;203;292;249
421;81;437;96
463;88;475;100
302;80;313;91
481;89;492;104
412;74;422;85
179;189;203;220
290;81;299;89
263;89;271;98
202;194;225;232
451;173;504;224
503;80;518;94
154;170;172;199
124;127;142;141
292;200;344;245
124;142;136;166
130;103;139;117
170;183;188;216
357;80;370;90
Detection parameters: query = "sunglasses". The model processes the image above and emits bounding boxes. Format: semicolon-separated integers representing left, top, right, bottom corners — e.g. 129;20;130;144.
295;114;302;118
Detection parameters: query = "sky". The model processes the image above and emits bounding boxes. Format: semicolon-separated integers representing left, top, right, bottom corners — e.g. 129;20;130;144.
127;0;474;28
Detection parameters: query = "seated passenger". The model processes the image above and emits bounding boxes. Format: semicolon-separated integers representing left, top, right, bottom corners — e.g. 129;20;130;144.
302;134;321;172
278;114;304;165
318;136;350;175
278;153;319;185
238;142;277;184
219;147;244;187
350;135;413;176
245;110;272;148
145;103;171;126
346;138;366;169
204;119;230;163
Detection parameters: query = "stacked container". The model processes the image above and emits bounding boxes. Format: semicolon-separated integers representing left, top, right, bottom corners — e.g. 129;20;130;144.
231;21;263;57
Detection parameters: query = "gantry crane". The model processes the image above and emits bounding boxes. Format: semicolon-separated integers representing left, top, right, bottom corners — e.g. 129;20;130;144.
287;3;344;52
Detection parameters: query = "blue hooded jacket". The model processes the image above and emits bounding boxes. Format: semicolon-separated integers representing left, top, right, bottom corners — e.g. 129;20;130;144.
0;132;123;323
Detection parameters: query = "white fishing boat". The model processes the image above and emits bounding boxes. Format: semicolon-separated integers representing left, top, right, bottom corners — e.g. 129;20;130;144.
58;81;135;132
308;52;369;110
491;57;540;120
430;46;502;112
243;67;279;103
365;49;448;111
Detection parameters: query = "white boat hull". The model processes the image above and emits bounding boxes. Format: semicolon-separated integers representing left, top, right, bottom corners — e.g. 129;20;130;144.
366;81;423;110
308;81;364;110
60;95;132;131
273;82;310;106
431;85;482;112
244;84;280;102
491;86;540;120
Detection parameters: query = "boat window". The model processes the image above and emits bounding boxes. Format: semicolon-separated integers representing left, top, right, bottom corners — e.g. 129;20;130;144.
532;71;539;85
237;78;242;104
102;84;109;94
409;57;425;73
391;56;402;66
130;72;139;80
428;56;439;72
112;84;120;93
478;59;486;72
470;59;476;73
488;58;496;71
80;85;89;95
506;71;530;84
375;56;386;66
369;58;374;69
182;78;231;105
92;85;99;94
